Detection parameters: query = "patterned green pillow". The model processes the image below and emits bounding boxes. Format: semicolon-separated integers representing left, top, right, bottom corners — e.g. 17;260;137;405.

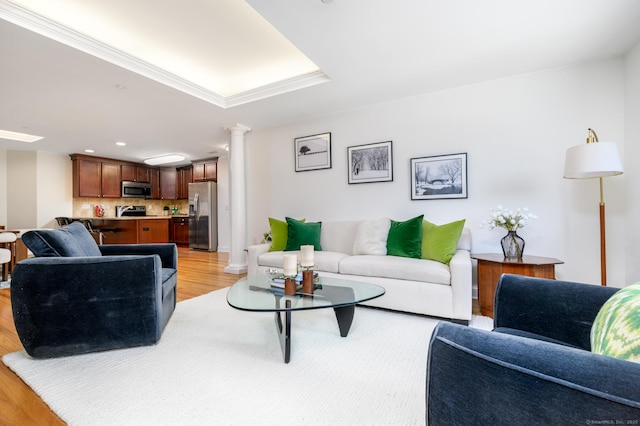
590;283;640;363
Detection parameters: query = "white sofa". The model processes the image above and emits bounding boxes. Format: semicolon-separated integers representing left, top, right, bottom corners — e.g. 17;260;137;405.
247;220;472;322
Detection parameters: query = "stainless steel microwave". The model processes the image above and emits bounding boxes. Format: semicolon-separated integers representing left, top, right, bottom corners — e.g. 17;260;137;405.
121;181;152;198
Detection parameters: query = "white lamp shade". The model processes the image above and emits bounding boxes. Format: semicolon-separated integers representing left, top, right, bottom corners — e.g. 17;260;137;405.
563;141;623;179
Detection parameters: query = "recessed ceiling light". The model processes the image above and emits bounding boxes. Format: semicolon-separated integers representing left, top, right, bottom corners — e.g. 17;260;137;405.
116;141;126;146
0;129;44;143
85;149;95;153
144;154;185;165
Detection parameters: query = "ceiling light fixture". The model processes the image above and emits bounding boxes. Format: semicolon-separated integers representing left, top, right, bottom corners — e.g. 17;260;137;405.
116;141;126;146
85;149;95;153
144;154;185;165
0;129;44;143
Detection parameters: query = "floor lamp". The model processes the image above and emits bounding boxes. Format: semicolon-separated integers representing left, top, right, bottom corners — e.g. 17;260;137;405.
563;128;623;286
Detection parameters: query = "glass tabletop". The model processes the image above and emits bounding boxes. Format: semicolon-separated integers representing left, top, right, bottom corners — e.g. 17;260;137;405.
227;275;385;312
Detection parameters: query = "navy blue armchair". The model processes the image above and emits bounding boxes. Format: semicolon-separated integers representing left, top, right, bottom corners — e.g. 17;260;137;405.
426;274;640;425
11;222;177;358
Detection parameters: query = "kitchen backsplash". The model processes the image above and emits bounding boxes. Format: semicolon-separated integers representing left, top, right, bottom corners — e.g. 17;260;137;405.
72;199;189;218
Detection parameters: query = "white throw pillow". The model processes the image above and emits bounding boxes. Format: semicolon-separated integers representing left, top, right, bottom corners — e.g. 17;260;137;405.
352;218;391;256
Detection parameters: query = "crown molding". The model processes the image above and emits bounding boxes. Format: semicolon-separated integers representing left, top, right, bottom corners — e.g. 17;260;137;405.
0;0;329;108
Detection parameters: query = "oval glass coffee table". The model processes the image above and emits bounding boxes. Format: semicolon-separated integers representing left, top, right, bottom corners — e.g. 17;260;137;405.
227;275;385;363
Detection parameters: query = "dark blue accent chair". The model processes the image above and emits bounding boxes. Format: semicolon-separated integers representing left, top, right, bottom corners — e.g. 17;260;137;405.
11;222;177;358
426;274;640;425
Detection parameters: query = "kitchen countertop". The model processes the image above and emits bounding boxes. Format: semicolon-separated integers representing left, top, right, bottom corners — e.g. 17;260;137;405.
72;216;182;220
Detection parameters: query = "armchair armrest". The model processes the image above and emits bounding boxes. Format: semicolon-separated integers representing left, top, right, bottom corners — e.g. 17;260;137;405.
247;243;271;275
99;243;177;269
494;274;618;350
427;322;640;424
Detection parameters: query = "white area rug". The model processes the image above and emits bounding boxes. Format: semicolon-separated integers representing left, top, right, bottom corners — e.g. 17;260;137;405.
3;289;491;425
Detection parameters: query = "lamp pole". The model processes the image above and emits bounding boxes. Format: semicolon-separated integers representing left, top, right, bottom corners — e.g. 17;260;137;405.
599;177;607;286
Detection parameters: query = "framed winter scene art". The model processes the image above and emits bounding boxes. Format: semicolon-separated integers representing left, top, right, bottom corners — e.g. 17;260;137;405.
347;141;393;184
410;153;468;200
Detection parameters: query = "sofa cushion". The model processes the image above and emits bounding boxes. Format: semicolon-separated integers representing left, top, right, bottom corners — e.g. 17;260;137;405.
285;217;322;251
258;250;348;273
591;283;640;362
421;219;466;265
386;215;423;259
22;221;102;257
352;218;390;255
268;217;304;252
320;221;361;255
339;254;451;285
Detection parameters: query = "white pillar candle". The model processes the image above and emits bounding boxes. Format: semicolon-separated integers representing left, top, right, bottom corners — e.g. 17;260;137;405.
300;245;315;267
283;254;298;276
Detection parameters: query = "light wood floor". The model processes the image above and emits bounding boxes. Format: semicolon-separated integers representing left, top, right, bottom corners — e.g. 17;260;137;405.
0;248;480;424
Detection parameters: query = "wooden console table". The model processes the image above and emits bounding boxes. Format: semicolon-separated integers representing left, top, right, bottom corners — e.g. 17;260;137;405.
471;253;564;318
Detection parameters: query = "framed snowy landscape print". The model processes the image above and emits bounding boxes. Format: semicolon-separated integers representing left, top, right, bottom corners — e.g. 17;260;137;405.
294;132;332;172
347;141;393;184
411;153;468;200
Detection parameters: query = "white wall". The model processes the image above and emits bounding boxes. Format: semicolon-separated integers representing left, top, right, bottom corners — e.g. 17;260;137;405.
36;151;73;228
624;39;640;284
4;150;73;229
0;151;6;226
246;59;631;286
7;151;38;229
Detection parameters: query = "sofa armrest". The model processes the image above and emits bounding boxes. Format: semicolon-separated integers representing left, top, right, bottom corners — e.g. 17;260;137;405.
494;274;619;350
247;243;271;275
426;322;640;425
99;243;177;269
11;255;165;357
448;248;472;321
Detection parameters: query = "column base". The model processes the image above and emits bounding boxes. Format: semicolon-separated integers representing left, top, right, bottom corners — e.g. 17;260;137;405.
224;264;248;274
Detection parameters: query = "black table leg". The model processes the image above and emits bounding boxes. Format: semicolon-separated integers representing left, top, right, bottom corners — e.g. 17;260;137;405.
333;304;355;337
274;299;292;363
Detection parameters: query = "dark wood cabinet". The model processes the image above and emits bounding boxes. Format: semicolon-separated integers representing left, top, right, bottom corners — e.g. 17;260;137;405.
100;162;121;197
91;218;170;244
138;219;169;244
121;165;151;183
471;253;564;318
159;168;177;200
170;217;189;245
193;159;217;182
150;168;160;199
72;156;121;198
177;166;193;199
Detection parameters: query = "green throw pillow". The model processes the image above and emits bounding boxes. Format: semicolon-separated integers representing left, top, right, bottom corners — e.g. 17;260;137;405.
386;215;424;259
421;219;466;265
268;217;304;252
590;283;640;363
284;217;322;251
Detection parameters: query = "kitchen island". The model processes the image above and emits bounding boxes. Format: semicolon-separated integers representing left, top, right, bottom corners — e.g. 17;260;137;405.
75;216;172;245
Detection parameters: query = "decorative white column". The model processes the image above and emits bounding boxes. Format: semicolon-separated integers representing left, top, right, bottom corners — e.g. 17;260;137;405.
223;123;251;274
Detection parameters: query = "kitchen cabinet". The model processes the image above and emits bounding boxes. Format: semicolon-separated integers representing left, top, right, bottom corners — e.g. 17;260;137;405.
177;166;193;199
150;168;160;199
89;218;170;244
121;164;151;183
138;219;169;244
170;216;189;245
72;155;121;198
159;167;177;200
192;159;217;182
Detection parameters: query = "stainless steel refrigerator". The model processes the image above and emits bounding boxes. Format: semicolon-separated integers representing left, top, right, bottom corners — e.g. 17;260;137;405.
188;181;218;251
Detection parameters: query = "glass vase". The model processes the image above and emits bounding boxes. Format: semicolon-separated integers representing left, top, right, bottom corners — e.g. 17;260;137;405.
501;231;524;260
